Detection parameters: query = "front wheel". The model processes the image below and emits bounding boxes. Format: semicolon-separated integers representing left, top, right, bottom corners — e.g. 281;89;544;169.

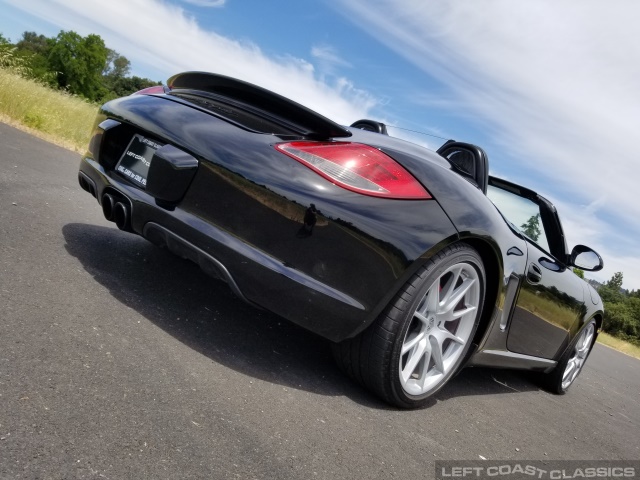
544;319;596;394
332;243;485;408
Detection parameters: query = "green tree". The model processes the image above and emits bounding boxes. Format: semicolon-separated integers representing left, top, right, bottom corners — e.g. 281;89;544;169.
607;272;624;290
598;271;640;345
0;43;33;77
101;49;135;100
599;272;625;304
573;268;584;279
520;213;541;242
0;33;10;44
16;31;51;54
48;30;109;101
13;31;56;85
603;302;637;338
103;49;131;78
102;75;161;101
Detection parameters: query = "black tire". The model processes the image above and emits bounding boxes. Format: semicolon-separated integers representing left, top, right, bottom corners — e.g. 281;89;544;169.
332;243;485;408
543;319;596;394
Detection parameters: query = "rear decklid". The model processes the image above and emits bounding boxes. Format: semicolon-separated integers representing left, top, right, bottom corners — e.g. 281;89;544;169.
164;72;352;140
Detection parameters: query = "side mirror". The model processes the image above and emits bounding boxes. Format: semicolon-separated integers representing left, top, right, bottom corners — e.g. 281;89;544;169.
570;245;603;272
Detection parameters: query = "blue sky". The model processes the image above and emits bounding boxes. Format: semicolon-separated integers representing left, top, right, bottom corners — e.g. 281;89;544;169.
1;0;639;289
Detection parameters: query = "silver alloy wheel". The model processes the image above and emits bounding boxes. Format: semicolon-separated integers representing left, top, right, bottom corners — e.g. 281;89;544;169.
561;322;595;390
399;262;481;396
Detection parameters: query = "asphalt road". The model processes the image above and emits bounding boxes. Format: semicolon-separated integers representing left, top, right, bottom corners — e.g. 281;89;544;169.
0;122;638;479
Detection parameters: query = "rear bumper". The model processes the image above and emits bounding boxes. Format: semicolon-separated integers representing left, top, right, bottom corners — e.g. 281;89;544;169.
79;156;374;341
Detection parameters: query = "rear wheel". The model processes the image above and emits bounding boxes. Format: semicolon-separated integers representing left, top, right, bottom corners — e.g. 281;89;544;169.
544;319;596;394
333;243;485;408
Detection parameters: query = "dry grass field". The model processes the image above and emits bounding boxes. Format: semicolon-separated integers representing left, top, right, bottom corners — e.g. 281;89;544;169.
0;69;97;152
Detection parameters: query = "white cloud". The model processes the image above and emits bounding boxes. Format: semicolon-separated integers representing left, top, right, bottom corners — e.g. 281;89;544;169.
3;0;377;125
336;0;640;289
181;0;226;6
311;44;352;74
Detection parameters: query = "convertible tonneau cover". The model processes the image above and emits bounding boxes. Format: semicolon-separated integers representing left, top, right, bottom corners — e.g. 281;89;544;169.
167;72;352;139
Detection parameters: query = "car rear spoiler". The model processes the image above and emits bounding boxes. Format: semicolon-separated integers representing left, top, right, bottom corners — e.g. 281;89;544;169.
167;72;352;140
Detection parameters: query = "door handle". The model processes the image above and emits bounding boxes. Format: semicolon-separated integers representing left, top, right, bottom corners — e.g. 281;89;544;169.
527;263;542;283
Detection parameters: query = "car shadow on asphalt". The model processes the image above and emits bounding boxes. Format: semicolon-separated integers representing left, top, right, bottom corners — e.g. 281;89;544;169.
63;223;542;410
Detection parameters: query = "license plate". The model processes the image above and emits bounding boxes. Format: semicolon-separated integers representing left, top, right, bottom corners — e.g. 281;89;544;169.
115;134;162;188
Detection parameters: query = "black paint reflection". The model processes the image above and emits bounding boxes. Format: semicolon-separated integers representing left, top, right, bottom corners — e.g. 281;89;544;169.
507;243;586;359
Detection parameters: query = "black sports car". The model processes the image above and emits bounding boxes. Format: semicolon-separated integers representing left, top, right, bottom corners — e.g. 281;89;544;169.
77;72;604;408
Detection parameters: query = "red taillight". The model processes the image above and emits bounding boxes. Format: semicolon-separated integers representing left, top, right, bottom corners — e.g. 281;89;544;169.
131;85;170;95
275;141;431;199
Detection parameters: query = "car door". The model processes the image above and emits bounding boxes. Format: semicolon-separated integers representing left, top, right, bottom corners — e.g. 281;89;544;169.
507;241;586;359
487;178;587;359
